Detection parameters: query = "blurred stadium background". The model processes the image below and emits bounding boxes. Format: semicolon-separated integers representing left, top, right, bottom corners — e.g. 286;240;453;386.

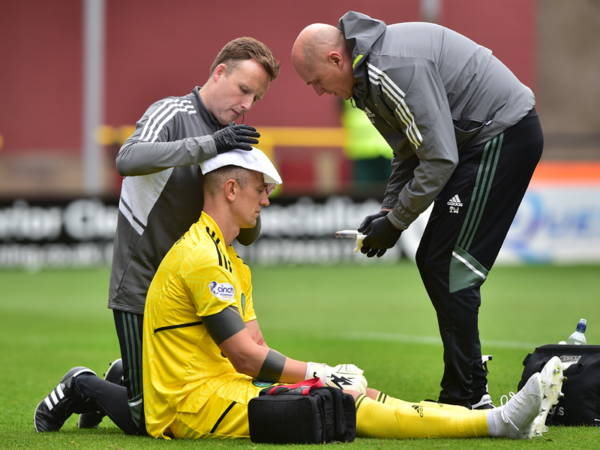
1;0;599;268
1;0;599;446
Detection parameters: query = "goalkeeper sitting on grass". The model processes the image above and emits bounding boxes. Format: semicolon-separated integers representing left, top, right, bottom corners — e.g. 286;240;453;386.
35;147;564;441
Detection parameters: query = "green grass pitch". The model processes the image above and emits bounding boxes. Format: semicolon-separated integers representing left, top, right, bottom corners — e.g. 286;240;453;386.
1;262;599;448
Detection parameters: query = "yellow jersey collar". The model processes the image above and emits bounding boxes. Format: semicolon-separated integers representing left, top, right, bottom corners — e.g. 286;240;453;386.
200;211;227;245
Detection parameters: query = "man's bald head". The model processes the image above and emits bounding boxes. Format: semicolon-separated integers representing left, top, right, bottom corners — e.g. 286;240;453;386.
291;23;354;99
291;23;345;72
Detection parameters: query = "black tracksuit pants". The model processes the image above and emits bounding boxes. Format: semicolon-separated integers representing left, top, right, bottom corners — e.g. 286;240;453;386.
73;373;139;435
71;310;145;435
415;109;543;407
113;310;145;432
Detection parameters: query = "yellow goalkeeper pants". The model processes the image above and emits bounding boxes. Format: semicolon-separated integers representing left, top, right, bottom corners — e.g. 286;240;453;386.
165;378;489;440
356;395;489;438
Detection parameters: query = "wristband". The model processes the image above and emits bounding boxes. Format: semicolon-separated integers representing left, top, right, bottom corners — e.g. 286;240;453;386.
257;349;286;382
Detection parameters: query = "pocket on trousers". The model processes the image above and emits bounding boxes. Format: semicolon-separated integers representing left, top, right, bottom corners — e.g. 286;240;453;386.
449;247;489;293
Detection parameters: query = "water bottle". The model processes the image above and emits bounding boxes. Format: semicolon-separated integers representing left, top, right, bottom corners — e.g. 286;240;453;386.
566;318;587;345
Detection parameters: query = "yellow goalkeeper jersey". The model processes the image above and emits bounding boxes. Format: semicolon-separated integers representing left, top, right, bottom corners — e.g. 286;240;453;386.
143;212;256;438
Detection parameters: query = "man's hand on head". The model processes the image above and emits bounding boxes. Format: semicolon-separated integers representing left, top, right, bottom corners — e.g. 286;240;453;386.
213;124;260;153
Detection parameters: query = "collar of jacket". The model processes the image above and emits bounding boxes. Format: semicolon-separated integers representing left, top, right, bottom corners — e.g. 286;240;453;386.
338;11;386;109
192;86;223;130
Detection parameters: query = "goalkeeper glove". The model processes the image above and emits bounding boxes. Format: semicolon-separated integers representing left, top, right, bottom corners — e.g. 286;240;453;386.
306;362;368;394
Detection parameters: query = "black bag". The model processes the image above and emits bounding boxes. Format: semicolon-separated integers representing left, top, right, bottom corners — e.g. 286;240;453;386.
518;344;600;426
248;381;356;444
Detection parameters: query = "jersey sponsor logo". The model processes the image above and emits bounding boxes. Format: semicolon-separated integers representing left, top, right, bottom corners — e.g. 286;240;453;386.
208;281;235;301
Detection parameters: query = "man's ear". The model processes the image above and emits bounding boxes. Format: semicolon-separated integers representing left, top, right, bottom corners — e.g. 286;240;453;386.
224;178;237;202
212;63;228;81
328;51;343;69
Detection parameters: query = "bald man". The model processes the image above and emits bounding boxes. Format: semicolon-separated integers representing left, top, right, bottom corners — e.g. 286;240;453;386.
292;11;544;410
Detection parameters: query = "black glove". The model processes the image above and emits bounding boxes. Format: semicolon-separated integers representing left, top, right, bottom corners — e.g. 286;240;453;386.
361;216;402;258
213;124;260;153
357;210;388;234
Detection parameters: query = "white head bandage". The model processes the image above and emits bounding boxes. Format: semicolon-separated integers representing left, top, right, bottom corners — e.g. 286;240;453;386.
200;147;282;185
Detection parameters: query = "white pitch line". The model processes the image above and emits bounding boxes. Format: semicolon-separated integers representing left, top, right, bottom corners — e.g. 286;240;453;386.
340;331;539;350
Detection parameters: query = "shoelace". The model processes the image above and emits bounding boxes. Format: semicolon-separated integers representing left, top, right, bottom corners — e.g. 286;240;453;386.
500;408;519;431
499;392;520;431
499;391;515;407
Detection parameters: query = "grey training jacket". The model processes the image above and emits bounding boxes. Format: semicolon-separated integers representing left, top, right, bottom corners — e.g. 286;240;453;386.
339;11;535;229
108;87;219;314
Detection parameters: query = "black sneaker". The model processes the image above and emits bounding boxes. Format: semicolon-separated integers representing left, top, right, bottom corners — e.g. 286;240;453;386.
34;366;96;432
78;359;124;429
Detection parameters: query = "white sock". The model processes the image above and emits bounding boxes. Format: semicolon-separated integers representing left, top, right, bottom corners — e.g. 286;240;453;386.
486;407;506;437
